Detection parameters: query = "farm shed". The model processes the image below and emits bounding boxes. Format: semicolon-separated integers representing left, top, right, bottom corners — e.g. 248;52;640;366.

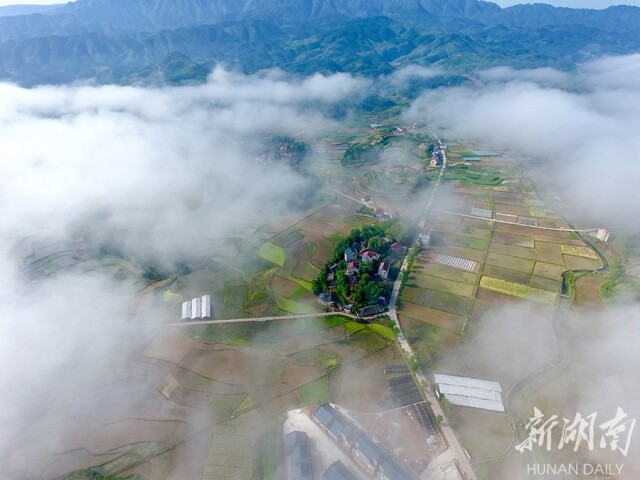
191;297;201;319
201;294;211;318
181;301;191;320
434;374;504;412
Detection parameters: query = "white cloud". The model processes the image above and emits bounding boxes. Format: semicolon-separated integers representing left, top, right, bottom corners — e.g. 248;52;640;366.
406;55;640;224
389;65;444;84
0;68;366;477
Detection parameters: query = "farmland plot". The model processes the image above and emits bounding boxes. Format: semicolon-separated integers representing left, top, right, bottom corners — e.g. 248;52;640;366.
529;275;561;293
270;228;304;247
488;243;537;261
434;253;478;272
561;244;599;260
483;264;531;285
485;252;535;273
532;261;566;280
533;241;565;265
410;274;476;297
204;408;264;480
403;286;472;316
437;245;486;262
398;302;467;333
479;276;556;304
563;255;602;270
420;262;477;284
491;231;534;248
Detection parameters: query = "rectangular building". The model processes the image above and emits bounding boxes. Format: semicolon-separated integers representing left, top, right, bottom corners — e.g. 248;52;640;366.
201;294;211;318
434;373;504;412
181;301;191;320
191;297;201;319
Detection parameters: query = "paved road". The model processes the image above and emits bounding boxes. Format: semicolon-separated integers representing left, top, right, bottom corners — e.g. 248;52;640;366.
387;141;479;480
134;311;360;329
435;210;600;233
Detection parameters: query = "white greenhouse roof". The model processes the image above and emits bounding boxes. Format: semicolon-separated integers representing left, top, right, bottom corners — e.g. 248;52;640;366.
201;295;211;318
434;374;504;412
434;374;502;392
445;395;505;412
438;384;502;402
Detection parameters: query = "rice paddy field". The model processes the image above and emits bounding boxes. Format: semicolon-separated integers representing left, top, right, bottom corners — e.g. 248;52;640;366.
397;143;609;479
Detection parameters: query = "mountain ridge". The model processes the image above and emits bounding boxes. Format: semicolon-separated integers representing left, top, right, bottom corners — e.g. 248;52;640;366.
0;0;639;85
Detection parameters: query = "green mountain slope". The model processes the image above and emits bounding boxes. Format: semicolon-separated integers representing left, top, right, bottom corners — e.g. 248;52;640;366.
0;0;639;85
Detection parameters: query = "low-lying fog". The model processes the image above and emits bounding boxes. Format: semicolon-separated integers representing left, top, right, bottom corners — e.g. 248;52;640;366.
2;55;640;478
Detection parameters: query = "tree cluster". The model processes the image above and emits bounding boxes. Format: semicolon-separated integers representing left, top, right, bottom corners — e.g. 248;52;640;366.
311;220;412;307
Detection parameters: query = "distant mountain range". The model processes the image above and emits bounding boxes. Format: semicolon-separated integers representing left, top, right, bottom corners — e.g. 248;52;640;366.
1;0;639;85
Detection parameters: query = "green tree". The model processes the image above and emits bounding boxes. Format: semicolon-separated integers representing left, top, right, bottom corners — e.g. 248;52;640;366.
364;281;382;304
367;236;388;254
336;270;349;302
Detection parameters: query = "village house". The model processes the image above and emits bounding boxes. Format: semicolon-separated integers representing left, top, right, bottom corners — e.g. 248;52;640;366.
346;260;360;276
344;246;358;263
361;195;373;206
356;304;386;317
378;261;390;279
390;242;407;255
360;250;379;264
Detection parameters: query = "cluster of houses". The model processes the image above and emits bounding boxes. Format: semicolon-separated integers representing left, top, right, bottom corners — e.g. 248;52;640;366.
181;295;211;320
320;240;407;317
312;403;412;480
342;243;405;281
429;141;445;168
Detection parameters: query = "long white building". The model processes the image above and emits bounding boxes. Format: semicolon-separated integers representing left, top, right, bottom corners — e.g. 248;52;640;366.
181;294;212;321
191;297;202;319
181;301;192;320
434;373;505;412
201;295;211;318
